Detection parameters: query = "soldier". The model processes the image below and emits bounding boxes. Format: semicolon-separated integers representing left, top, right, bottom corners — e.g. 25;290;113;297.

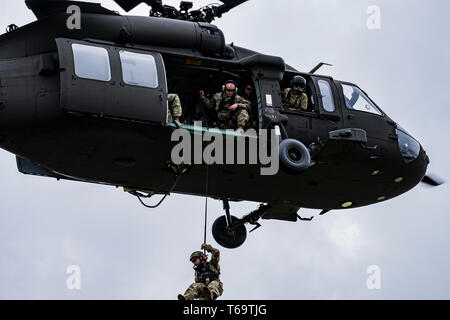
167;93;182;127
199;80;250;133
178;243;223;300
282;75;309;111
240;83;258;129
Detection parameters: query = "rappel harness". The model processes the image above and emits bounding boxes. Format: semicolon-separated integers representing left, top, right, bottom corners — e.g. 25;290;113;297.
194;262;220;284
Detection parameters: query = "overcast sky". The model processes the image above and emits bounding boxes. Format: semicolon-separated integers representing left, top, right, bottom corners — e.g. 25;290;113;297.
0;0;449;300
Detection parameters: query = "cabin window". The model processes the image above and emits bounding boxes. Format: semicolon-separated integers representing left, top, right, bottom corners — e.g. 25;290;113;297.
318;80;335;112
72;44;111;82
342;84;382;115
119;51;159;88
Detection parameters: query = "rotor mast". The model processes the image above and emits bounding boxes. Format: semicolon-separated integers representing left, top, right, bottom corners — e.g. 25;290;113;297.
114;0;249;23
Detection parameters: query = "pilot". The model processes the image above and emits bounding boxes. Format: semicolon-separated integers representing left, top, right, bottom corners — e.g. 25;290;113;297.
178;243;223;300
167;93;183;127
199;80;250;133
282;75;309;111
240;82;258;128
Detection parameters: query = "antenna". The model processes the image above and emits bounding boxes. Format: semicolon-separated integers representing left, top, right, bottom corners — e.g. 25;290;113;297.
309;62;333;74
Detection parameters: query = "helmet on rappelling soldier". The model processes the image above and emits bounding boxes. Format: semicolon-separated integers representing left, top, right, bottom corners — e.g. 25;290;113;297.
190;251;206;262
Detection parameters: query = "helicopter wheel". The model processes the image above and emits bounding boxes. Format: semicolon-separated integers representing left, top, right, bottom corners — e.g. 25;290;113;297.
279;138;311;173
212;215;247;249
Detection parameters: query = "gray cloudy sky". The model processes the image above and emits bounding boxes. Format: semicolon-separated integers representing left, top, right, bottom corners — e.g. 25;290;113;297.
1;0;449;299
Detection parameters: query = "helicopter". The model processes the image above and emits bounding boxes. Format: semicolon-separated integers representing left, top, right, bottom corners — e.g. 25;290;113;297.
0;0;443;249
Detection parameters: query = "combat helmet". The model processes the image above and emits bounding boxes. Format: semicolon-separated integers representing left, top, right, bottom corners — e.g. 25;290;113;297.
190;251;205;262
291;75;307;94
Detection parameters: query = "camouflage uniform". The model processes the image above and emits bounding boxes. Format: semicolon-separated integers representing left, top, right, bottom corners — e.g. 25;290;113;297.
241;93;258;129
183;244;223;300
167;93;182;123
282;88;308;111
200;92;250;130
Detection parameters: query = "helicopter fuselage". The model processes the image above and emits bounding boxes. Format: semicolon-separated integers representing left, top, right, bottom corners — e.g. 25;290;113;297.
0;7;428;216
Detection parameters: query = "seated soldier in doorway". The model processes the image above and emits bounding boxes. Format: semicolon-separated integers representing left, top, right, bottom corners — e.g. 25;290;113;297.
168;93;183;127
239;82;258;129
199;80;250;133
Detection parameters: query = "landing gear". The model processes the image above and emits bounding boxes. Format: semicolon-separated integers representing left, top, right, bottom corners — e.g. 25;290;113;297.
279;138;311;173
211;200;271;249
212;200;246;249
212;215;247;249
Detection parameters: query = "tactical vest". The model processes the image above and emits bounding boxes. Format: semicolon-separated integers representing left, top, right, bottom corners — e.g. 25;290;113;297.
217;94;236;113
195;263;220;284
286;89;302;109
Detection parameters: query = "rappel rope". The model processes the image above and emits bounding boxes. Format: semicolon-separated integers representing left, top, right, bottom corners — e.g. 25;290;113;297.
203;164;209;254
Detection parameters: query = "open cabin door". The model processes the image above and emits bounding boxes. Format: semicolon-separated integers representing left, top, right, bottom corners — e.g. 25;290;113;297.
56;38;168;123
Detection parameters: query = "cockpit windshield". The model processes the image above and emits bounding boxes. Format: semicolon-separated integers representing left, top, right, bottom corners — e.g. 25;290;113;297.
342;84;382;116
396;126;421;164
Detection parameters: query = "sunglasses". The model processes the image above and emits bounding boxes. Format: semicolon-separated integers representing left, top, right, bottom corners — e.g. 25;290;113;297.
226;89;236;93
245;87;253;91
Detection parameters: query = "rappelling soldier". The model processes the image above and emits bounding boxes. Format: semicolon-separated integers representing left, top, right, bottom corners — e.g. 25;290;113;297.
178;243;223;300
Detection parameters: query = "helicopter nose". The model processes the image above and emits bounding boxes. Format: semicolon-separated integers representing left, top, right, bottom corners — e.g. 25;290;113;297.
418;148;445;187
394;126;429;185
396;126;422;165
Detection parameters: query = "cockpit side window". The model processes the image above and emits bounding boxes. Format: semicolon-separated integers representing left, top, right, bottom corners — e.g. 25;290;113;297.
318;80;335;112
342;84;382;116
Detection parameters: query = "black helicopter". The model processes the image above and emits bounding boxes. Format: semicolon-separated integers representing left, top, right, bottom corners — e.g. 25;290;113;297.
0;0;443;248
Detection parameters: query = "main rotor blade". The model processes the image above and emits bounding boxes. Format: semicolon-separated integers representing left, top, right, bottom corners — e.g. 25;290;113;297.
214;0;249;16
98;0;250;15
25;0;116;19
113;0;147;12
421;174;445;187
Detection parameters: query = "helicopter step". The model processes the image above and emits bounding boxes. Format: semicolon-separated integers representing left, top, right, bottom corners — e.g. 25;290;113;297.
212;200;272;249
